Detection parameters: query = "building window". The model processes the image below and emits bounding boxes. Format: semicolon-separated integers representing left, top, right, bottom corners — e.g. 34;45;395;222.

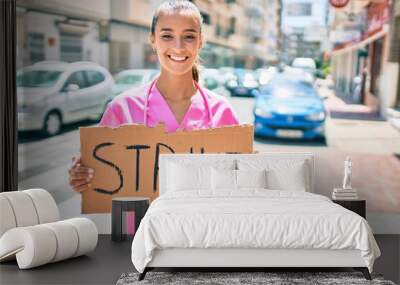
229;17;236;35
201;12;211;25
28;32;45;63
60;32;82;62
216;24;221;37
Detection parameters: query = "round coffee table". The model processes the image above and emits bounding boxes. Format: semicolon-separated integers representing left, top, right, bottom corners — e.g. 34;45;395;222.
111;197;150;242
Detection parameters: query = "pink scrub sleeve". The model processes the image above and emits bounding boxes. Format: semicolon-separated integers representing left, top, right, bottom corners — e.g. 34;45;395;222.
99;85;147;128
207;90;239;127
99;102;123;127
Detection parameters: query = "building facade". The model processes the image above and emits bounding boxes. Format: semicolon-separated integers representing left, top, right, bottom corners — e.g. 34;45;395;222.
16;0;110;70
281;0;330;64
16;0;282;73
330;0;399;117
388;0;400;110
110;0;283;71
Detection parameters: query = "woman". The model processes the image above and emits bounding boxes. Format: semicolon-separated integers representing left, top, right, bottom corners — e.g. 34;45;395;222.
69;0;239;193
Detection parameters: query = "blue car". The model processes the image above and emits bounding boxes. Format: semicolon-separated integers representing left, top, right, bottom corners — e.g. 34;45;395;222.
253;74;326;140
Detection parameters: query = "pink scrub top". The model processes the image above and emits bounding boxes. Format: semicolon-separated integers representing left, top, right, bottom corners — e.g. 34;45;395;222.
99;81;239;133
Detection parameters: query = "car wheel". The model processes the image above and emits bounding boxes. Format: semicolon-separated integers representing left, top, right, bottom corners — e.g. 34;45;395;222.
43;112;62;136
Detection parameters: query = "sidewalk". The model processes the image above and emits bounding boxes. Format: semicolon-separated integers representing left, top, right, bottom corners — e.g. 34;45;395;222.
322;86;383;121
320;84;400;215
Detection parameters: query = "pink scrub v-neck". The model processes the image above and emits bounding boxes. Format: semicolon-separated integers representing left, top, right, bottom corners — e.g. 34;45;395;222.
147;85;205;132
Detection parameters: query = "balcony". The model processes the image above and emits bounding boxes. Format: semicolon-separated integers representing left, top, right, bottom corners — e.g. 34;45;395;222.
245;3;265;18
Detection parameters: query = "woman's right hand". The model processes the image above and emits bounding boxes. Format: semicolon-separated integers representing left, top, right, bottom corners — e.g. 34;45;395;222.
69;155;94;193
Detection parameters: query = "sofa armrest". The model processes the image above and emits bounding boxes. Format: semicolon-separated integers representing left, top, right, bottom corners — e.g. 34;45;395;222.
0;218;98;269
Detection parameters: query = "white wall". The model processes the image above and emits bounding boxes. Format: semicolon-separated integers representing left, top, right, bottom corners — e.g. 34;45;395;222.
22;0;111;19
110;23;150;69
22;11;109;68
379;62;399;118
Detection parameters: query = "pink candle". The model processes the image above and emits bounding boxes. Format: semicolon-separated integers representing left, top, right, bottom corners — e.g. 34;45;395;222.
125;211;136;236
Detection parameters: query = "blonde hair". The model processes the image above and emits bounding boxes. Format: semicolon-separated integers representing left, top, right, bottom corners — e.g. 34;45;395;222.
151;0;203;82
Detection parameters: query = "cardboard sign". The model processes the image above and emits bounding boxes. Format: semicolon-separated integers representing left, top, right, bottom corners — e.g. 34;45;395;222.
80;124;254;213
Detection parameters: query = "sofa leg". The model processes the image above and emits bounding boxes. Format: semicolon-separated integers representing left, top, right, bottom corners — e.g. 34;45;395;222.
138;268;148;281
354;267;371;280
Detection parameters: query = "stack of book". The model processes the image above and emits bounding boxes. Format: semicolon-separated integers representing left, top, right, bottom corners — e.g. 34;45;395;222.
332;188;358;200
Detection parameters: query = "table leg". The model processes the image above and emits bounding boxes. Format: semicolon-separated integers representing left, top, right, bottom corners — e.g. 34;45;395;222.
112;202;123;241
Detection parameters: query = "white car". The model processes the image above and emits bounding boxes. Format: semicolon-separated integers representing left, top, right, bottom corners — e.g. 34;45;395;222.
292;57;316;70
17;61;114;136
112;69;159;96
291;57;317;79
199;68;230;97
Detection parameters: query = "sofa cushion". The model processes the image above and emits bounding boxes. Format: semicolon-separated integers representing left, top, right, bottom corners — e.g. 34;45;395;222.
0;218;98;269
0;189;60;238
0;196;17;237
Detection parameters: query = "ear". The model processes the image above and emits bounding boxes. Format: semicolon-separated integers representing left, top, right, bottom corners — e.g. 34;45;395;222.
199;34;205;50
148;34;156;50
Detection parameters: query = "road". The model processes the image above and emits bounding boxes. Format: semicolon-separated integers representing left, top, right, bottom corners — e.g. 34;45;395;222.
17;82;400;233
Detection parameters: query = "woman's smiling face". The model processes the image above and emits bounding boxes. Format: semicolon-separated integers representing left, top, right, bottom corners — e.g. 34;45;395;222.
150;12;203;76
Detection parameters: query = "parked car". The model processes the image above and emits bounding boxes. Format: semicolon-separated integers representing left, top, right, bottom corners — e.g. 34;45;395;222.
200;68;230;97
225;69;259;97
292;57;316;70
218;66;236;85
256;66;278;86
200;68;220;90
292;57;317;78
113;69;159;96
17;61;114;136
253;74;326;140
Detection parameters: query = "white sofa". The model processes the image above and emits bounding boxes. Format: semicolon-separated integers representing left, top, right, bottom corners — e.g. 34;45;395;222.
0;188;98;269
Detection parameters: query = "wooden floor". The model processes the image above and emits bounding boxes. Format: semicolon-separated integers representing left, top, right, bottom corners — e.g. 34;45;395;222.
0;235;398;285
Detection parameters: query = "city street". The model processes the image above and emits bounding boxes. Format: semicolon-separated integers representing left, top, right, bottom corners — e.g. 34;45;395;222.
17;81;400;233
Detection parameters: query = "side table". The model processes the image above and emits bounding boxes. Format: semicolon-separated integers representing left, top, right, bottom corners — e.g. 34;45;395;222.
112;197;150;242
332;199;366;219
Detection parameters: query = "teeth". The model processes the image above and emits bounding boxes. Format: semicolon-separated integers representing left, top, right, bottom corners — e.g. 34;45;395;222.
170;55;186;61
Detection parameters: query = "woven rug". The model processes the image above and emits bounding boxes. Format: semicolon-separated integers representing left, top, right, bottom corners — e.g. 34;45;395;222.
116;271;396;285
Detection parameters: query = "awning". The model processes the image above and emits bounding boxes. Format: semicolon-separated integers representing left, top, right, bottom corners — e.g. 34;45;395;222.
58;22;90;35
331;24;389;56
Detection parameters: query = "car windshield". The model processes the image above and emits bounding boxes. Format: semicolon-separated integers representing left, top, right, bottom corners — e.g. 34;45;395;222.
292;58;316;70
115;74;143;85
17;70;62;88
236;71;256;81
261;79;315;98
